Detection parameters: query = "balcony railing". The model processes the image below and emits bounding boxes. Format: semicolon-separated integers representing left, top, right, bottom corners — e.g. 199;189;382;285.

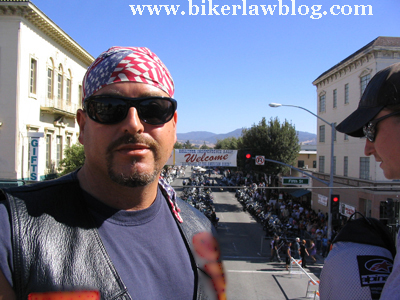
40;98;79;117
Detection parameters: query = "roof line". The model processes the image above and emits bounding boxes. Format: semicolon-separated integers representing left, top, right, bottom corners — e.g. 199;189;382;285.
313;36;400;84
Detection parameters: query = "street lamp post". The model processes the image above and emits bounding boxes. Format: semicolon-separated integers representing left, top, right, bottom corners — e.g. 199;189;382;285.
269;103;335;239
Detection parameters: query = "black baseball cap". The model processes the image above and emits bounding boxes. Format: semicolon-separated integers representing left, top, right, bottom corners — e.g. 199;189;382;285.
336;62;400;137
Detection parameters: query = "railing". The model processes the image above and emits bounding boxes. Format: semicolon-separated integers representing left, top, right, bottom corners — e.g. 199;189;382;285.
290;257;320;299
40;98;78;115
0;180;37;188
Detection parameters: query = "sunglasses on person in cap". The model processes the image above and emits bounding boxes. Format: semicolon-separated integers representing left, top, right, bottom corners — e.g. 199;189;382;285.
363;110;400;142
83;95;177;125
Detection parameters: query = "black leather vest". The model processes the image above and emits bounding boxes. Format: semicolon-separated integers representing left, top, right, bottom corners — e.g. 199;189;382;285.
1;173;217;300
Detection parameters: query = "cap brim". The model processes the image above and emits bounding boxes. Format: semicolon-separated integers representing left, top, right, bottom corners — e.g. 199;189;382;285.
336;106;383;137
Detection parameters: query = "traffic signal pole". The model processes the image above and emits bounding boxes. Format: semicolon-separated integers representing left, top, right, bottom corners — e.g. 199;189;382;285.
269;103;336;239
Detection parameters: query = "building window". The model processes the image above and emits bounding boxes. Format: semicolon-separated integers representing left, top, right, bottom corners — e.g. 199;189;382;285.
57;73;63;101
333;89;337;108
365;199;372;218
319;94;326;112
319;125;325;143
66;136;71;148
344;83;349;104
360;157;370;180
47;68;53;99
66;78;71;105
298;160;305;168
344;156;348;177
313;161;317;168
46;134;52;169
360;74;371;95
56;136;62;168
30;58;37;94
319;156;325;173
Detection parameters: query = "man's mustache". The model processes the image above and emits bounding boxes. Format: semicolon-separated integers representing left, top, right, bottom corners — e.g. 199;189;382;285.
106;134;158;154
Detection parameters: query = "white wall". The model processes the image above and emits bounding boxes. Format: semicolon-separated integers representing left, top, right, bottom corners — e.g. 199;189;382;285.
315;55;400;182
0;17;20;179
0;14;90;180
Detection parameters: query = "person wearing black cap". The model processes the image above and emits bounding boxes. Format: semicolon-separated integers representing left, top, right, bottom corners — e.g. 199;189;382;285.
336;62;400;180
320;62;400;300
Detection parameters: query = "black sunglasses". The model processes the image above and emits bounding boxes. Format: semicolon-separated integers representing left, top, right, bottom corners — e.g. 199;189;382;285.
84;95;177;125
363;110;400;142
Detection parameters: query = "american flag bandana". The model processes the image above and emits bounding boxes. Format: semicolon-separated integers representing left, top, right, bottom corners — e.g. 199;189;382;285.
82;46;174;102
158;177;183;223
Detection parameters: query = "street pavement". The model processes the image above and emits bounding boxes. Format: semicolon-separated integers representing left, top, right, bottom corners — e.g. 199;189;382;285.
215;187;323;300
173;168;324;300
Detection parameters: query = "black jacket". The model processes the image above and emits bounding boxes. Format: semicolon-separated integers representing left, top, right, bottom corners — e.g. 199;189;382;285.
1;172;220;300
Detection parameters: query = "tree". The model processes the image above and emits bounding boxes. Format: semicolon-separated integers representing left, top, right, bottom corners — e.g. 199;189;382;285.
214;136;240;150
174;142;184;149
200;142;211;149
183;140;193;149
239;117;299;175
58;143;85;176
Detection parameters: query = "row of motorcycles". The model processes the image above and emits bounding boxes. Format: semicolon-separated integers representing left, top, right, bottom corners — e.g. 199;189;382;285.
160;166;185;184
182;174;217;187
220;176;237;187
180;173;219;228
235;187;296;239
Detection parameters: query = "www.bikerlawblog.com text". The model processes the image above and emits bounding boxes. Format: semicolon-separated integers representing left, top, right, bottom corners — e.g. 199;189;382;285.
129;0;373;19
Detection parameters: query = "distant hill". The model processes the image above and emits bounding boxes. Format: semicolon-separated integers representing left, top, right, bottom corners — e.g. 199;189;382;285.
177;129;316;147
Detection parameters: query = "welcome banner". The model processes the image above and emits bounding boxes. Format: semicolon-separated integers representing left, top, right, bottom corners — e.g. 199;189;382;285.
168;149;237;167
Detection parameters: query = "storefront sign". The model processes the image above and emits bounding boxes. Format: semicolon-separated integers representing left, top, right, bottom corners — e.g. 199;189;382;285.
340;203;356;218
283;177;309;185
318;194;328;207
27;132;44;181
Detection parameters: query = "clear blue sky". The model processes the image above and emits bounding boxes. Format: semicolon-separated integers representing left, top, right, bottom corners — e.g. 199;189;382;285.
32;0;400;134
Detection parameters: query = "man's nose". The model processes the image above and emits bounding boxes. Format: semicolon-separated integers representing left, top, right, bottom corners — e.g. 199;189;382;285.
364;139;374;156
121;107;145;134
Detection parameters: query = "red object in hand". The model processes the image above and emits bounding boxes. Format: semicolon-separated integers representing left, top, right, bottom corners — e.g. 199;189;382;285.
28;291;100;300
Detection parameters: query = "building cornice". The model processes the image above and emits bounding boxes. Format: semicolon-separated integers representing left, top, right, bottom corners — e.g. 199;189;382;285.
0;1;94;66
312;37;400;88
313;48;400;88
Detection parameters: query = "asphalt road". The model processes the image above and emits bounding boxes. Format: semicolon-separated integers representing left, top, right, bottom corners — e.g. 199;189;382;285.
173;168;324;300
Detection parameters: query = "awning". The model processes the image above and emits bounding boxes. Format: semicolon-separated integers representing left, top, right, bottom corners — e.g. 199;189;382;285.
289;189;311;198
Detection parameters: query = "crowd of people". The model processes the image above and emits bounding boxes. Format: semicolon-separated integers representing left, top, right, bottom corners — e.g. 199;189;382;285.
221;168;337;260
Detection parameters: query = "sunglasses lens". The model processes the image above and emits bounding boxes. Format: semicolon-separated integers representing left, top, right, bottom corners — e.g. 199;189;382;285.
86;98;127;124
85;97;176;125
139;98;175;125
363;124;374;142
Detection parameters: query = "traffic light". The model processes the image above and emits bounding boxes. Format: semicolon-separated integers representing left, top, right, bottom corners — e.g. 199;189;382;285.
386;198;394;220
244;151;253;162
244;151;253;170
330;194;341;227
331;194;340;214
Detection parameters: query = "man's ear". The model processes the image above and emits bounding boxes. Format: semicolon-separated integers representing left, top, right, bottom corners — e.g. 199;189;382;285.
76;109;86;145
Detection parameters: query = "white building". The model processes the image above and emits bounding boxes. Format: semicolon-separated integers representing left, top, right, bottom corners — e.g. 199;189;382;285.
0;0;93;180
312;36;400;220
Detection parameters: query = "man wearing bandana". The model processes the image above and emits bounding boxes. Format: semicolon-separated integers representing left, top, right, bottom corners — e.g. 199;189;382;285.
0;47;225;300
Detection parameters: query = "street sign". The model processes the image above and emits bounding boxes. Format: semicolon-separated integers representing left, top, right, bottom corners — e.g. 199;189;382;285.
255;155;265;165
282;177;309;185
